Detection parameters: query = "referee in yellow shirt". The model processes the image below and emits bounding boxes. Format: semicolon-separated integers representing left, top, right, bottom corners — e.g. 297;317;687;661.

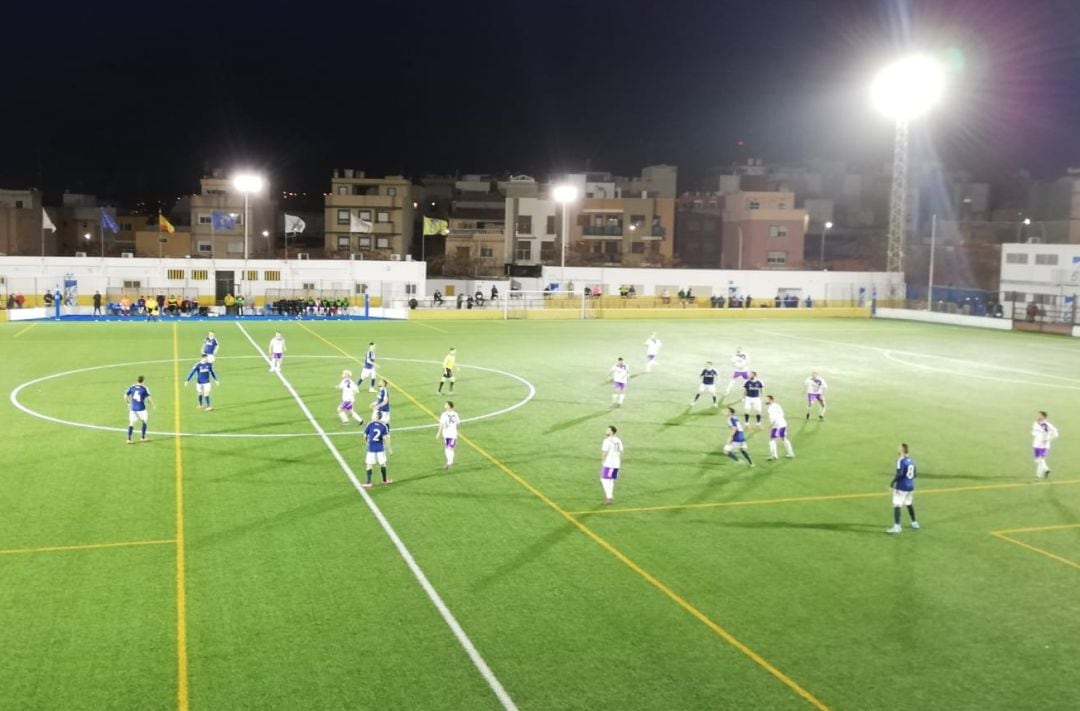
438;347;456;393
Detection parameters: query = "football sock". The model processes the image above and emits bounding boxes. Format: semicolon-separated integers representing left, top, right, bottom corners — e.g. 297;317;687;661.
351;411;363;423
205;397;210;407
601;478;615;499
755;414;761;424
906;505;917;522
744;414;750;423
769;441;778;458
741;451;753;464
366;469;373;484
438;382;444;392
711;396;717;404
141;423;147;438
692;394;700;402
617;394;625;405
380;466;388;483
894;507;902;525
339;412;349;423
127;426;134;440
370;378;375;389
784;440;794;456
726;451;738;461
446;449;455;465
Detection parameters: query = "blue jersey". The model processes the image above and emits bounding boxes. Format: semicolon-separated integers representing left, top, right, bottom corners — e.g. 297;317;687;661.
743;379;764;397
126;384;151;411
186;361;217;384
893;455;916;491
701;368;718;385
375;386;390;412
202;337;218;355
365;421;390;452
727;416;746;442
364;349;376;369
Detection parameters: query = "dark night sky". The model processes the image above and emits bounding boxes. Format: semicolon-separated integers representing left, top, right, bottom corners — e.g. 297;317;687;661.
2;0;1079;206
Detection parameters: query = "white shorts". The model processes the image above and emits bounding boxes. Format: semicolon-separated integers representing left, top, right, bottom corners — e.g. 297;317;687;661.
365;451;388;466
743;396;762;412
196;382;212;396
373;410;390;424
698;383;717;393
723;441;746;453
360;367;375;380
128;410;148;425
892;489;914;507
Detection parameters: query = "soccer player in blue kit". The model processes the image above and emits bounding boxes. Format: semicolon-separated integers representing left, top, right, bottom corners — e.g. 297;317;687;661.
202;331;219;363
185;354;219;410
124;375;155;444
723;406;753;466
362;411;393;488
690;361;719;408
887;443;919;534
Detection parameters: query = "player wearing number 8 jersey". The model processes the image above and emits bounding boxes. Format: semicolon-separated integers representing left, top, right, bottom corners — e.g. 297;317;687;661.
886;443;919;534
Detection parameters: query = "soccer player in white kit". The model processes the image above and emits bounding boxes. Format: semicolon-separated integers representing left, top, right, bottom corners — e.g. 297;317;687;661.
1031;410;1059;479
724;347;750;397
268;332;286;372
337;369;364;425
805;371;827;420
609;357;630;407
436;401;460;469
644;332;662;372
599;425;623;504
765;395;794;459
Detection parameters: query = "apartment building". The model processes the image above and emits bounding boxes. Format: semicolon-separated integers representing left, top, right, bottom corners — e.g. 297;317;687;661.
720;190;807;269
191;172;277;258
0;188;45;255
445;176;506;272
324;170;413;258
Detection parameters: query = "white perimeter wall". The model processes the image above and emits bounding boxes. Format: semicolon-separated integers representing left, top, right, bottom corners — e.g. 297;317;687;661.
874;307;1012;330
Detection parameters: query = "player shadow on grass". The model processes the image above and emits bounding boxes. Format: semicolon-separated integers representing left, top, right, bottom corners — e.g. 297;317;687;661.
662;409;715;429
709;520;884;534
545;409;611;434
188;493;355;550
469;520;579;594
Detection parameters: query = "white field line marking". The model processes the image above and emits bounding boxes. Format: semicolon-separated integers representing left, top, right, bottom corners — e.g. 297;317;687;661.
235;324;517;710
755;328;1080;390
9;355;535;439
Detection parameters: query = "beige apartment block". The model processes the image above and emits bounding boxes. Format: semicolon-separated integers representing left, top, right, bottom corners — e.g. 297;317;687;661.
324;170;413;258
190;173;277;259
720;190;808;269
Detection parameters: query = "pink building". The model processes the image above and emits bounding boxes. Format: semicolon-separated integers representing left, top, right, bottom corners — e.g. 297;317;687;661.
720;190;807;269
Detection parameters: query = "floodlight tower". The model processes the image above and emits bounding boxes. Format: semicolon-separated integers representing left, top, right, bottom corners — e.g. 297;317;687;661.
552;183;579;289
871;55;945;274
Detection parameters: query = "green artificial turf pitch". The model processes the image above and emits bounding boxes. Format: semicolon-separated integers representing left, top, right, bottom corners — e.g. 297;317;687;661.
1;316;1078;710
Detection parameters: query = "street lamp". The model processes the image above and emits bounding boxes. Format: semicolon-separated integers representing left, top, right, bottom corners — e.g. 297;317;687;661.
819;221;833;265
552;183;579;289
871;54;945;274
232;173;264;261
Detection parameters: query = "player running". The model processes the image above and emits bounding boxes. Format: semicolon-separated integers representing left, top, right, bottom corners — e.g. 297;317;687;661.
690;360;719;408
644;332;662;372
723;406;753;466
337;369;364;425
201;330;219;363
362;411;393;488
438;347;456;393
724;347;750;397
1032;411;1059;479
360;342;377;392
436;401;460;470
886;443;919;534
743;371;765;428
599;425;624;504
185;354;219;410
805;371;828;420
609;357;629;407
765;395;794;459
124;375;155;444
267;332;286;373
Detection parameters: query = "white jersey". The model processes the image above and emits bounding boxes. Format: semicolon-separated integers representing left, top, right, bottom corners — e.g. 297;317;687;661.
767;402;787;428
610;363;630;384
602;436;624;468
732;353;749;370
805;376;827;394
645;337;662;356
1032;421;1059;448
269;336;286;355
439;409;460;439
338;378;358;403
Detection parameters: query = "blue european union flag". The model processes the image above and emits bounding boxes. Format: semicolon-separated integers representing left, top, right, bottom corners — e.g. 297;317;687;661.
212;210;237;230
101;210;120;234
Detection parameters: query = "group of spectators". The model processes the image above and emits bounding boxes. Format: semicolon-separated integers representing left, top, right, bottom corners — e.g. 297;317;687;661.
432;285;499;309
4;292;27;309
269;297;351;317
103;292;201;317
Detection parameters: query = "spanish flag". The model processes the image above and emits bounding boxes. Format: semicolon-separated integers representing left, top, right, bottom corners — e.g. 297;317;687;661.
423;217;449;236
159;213;175;234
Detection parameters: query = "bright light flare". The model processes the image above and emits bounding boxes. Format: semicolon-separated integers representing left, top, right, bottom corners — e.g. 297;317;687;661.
870;55;945;121
232;173;265;193
552;184;579;203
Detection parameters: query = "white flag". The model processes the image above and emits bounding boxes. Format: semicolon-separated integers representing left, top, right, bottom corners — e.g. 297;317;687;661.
42;208;57;233
284;213;306;234
350;214;374;233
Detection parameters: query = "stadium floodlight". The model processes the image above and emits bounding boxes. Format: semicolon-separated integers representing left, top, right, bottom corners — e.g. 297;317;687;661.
871;54;945;276
232;173;264;262
820;221;834;265
552;184;579;289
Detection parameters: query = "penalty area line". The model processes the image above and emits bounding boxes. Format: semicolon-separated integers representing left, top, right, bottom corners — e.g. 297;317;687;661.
234;323;517;710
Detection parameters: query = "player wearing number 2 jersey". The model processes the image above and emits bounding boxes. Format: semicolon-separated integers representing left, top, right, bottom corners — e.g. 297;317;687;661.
362;411;393;488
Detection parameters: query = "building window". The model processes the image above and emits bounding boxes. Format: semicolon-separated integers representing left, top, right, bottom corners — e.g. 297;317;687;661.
748;200;761;210
376;210;390;223
515;240;531;261
167;269;184;280
480;247;493;258
1002;291;1024;302
120;223;133;232
546;215;556;234
517;215;532;234
405;283;417;295
769;225;788;238
337;185;348;195
197;241;212;253
198;214;213;225
630;214;646;229
358;237;371;248
1005;253;1028;264
15;200;24;208
123;280;141;289
766;251;787;264
703;219;717;231
302;282;315;290
376;237;390;249
337;236;350;250
540;241;556;261
264;271;281;281
387;187;397;197
631;242;645;254
359;209;372;221
777;202;787;210
688;219;701;232
355;283;368;294
337;209;350;225
1035;254;1059;265
227;241;244;254
191;270;209;280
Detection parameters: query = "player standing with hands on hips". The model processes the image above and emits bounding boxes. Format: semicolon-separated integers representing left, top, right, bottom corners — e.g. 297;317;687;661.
886;443;919;534
599;426;623;504
267;332;286;373
436;401;460;469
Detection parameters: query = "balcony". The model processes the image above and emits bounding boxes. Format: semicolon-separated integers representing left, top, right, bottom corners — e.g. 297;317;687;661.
629;225;666;240
583;224;624;237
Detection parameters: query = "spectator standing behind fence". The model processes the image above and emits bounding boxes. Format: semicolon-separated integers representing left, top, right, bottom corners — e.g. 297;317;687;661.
236;294;246;316
15;292;25;308
491;285;498;301
224;294;236;315
93;291;103;315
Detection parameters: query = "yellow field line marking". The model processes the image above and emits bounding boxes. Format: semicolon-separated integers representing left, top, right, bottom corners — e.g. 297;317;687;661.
12;323;37;338
568;479;1080;516
0;539;175;556
410;319;449;333
990;531;1080;571
993;522;1080;535
298;322;830;711
172;323;189;711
